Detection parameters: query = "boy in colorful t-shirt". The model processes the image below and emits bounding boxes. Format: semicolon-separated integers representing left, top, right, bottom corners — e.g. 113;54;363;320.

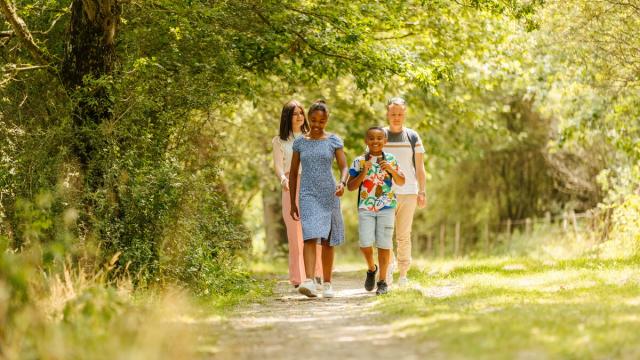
347;126;405;295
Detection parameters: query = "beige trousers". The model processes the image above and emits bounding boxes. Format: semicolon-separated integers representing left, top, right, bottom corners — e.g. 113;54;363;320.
394;194;417;276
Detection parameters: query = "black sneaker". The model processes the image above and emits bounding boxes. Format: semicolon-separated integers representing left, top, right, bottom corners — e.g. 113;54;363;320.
365;264;378;291
376;280;388;295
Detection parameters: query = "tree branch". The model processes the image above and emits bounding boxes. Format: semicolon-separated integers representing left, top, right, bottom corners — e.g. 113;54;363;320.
282;5;350;35
374;32;416;41
33;10;68;35
2;64;49;73
252;5;354;61
0;0;51;64
603;0;640;14
0;63;50;88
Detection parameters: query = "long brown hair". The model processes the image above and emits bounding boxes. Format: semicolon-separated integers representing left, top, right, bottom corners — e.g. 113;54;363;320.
279;100;309;140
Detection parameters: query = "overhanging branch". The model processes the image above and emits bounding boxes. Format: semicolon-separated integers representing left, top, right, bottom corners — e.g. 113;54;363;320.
252;6;354;61
2;64;49;72
0;0;51;64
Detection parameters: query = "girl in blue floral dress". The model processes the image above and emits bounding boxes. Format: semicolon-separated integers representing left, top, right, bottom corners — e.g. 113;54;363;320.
289;100;348;298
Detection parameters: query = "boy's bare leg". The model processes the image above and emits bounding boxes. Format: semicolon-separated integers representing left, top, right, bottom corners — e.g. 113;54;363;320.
378;248;391;282
321;241;334;283
360;247;376;271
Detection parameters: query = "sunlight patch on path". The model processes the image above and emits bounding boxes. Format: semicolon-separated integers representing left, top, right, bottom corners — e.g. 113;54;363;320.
205;271;444;359
407;282;463;299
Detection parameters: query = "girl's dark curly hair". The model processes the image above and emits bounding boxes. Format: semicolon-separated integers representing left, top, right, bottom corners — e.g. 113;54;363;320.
308;99;329;118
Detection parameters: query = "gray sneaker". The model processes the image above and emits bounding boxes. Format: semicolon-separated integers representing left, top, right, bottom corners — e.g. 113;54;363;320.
376;280;389;295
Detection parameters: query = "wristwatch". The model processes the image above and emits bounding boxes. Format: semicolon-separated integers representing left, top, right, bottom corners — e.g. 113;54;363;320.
340;180;347;186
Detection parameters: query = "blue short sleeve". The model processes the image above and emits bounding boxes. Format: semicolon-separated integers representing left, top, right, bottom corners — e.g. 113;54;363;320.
329;134;344;150
292;137;303;153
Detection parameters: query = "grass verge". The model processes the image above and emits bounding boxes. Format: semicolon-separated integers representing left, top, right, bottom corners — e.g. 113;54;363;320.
377;256;640;359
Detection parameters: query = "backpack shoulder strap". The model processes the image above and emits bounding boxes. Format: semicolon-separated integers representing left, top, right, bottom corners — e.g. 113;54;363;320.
356;153;371;209
404;128;419;169
406;128;419;146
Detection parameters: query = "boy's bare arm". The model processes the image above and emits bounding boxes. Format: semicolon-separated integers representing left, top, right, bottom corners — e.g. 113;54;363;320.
380;160;405;186
347;160;371;191
391;167;405;186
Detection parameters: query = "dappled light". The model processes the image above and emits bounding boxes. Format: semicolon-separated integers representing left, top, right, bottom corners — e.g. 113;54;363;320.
2;0;640;358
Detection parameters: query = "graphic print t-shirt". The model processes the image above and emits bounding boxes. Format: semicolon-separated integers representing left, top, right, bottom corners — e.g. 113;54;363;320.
349;153;403;212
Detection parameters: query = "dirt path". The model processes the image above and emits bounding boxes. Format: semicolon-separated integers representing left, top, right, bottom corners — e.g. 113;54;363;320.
203;266;440;360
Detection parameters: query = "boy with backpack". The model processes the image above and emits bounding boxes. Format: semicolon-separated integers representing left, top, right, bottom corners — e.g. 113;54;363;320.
347;126;405;295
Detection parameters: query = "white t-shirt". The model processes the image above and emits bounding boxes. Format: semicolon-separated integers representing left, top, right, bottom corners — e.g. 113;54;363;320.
382;127;425;195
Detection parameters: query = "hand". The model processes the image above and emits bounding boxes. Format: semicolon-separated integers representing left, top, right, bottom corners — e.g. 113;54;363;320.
417;192;427;209
362;160;373;173
335;182;345;197
281;178;290;192
290;205;300;221
379;160;392;173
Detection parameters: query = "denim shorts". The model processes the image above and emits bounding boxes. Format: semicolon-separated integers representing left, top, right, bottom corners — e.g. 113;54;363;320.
358;208;395;249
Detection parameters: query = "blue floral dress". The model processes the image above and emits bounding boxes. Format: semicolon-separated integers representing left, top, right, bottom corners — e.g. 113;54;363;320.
292;134;345;246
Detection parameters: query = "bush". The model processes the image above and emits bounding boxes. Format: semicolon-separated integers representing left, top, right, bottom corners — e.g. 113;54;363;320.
597;195;640;258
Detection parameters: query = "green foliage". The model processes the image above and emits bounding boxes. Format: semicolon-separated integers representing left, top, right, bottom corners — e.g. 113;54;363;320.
62;286;127;335
5;0;480;283
598;194;640;258
0;236;33;325
1;0;639;336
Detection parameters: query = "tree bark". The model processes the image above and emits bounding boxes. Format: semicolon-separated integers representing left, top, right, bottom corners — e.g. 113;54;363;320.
61;0;120;89
60;0;121;176
262;188;287;256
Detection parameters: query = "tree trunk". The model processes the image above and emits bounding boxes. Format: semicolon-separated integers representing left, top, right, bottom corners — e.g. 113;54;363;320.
62;0;120;88
61;0;121;177
262;188;287;256
59;1;124;265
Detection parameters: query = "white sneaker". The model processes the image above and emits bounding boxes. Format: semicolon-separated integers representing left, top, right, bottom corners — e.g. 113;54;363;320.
386;260;396;286
298;279;318;298
322;282;335;298
398;276;409;287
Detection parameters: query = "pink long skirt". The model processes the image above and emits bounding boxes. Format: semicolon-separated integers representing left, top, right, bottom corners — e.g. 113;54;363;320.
282;173;322;285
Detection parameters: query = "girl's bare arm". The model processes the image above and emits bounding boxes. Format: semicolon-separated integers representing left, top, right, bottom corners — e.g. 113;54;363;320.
289;152;301;220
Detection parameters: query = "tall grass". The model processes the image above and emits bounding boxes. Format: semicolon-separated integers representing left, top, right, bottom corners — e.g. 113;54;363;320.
0;240;197;360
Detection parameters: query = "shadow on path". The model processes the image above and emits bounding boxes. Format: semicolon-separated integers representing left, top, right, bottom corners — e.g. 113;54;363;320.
201;269;441;360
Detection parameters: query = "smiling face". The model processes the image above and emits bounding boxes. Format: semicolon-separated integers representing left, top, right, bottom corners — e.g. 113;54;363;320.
365;128;387;154
386;104;406;129
308;110;328;135
291;106;305;132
